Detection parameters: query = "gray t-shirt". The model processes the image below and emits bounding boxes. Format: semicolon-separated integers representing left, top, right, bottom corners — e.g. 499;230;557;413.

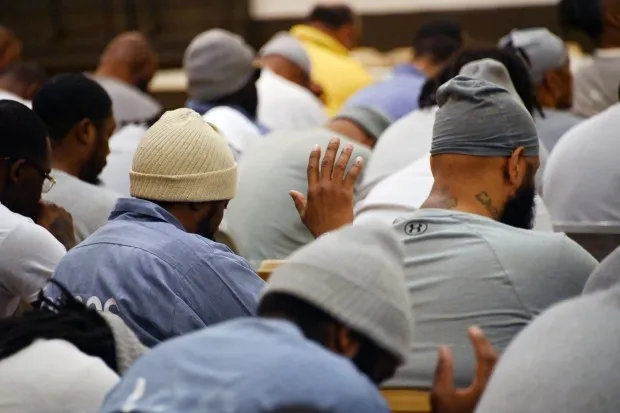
583;245;619;294
43;170;120;243
543;103;620;223
476;287;620;413
385;209;597;389
535;109;583;153
91;75;162;128
224;127;371;262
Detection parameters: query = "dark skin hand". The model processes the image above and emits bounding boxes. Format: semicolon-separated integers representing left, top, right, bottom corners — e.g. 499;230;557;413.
430;326;499;413
36;201;77;250
290;137;363;238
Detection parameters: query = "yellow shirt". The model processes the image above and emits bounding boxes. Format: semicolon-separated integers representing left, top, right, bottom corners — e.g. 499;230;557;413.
291;25;373;116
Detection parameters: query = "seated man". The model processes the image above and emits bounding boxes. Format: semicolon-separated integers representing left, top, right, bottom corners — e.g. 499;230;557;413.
33;74;120;242
499;27;584;152
100;224;414;412
0;62;46;107
543;99;620;223
48;109;264;347
224;105;391;262
256;31;327;131
295;76;597;389
184;29;265;158
92;32;162;129
0;101;72;317
355;59;552;231
344;20;464;121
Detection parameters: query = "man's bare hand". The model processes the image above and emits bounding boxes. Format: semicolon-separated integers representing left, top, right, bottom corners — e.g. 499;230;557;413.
430;326;498;413
37;201;77;250
290;137;363;238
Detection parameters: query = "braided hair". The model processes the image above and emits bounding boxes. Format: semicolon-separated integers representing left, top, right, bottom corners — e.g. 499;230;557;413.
0;280;118;372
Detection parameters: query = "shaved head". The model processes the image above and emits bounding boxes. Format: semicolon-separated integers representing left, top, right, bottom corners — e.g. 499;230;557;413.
96;31;158;91
0;26;22;72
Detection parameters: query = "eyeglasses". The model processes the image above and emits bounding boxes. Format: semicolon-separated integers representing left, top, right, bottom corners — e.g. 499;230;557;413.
0;157;56;193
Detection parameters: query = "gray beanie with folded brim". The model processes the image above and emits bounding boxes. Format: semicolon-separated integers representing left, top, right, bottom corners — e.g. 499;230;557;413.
184;29;256;101
99;312;147;374
261;224;413;364
334;106;393;141
259;31;312;76
431;71;539;157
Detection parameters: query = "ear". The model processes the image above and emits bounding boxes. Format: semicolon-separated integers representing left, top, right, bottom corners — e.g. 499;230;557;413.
336;325;361;358
76;118;96;146
8;159;26;184
506;147;526;187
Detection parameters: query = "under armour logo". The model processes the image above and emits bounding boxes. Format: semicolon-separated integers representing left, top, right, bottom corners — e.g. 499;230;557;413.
404;221;428;235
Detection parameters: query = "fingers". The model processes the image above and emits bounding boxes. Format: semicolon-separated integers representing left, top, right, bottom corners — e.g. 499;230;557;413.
344;156;364;189
307;145;321;188
468;326;498;390
432;345;455;394
332;144;354;182
289;191;307;217
320;137;341;183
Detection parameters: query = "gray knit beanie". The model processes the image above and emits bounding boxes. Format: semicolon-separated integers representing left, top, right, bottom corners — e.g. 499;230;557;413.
99;312;147;374
261;224;413;363
334;106;393;141
431;74;539;157
184;29;256;101
259;31;312;76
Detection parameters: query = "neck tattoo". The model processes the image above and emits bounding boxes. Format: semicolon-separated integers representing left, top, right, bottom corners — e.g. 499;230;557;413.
475;191;501;219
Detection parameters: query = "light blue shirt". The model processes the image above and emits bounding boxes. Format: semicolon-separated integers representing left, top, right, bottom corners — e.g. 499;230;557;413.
100;318;389;413
344;63;426;121
48;198;264;347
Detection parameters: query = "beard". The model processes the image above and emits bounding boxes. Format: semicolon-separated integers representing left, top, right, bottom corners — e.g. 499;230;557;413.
499;167;537;230
195;210;218;241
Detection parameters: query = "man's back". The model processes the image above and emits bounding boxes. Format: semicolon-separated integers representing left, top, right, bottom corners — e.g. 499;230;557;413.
51;198;264;347
535;109;584;153
386;209;597;389
100;318;388;413
291;25;373;116
344;63;426;122
543;103;620;222
572;53;620;118
225;128;371;262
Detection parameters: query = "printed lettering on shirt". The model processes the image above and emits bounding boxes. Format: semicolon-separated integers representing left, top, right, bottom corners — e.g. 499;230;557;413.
75;295;120;314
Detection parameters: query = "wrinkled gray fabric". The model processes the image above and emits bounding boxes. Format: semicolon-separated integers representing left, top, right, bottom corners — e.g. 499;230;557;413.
476;287;620;413
431;76;539;157
583;246;618;294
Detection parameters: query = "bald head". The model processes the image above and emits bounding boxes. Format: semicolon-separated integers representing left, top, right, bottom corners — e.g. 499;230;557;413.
0;26;22;72
96;31;158;91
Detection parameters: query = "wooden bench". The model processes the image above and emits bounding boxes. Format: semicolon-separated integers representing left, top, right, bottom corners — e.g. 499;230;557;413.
382;389;431;413
256;259;282;281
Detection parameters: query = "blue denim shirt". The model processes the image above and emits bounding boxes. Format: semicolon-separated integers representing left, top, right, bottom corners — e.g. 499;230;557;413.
100;318;390;413
344;63;427;121
48;198;264;347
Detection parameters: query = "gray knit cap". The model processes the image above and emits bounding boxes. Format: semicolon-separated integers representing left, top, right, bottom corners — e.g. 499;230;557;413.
259;31;312;76
99;312;147;374
184;29;256;101
334;106;393;141
431;73;539;157
499;28;568;85
261;224;413;363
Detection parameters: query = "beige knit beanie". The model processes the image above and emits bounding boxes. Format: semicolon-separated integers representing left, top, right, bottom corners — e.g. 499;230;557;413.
130;108;237;202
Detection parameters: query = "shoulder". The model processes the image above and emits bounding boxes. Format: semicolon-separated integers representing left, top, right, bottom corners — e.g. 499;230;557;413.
4;218;65;255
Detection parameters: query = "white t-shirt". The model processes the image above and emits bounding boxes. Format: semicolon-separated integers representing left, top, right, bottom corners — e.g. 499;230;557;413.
360;107;549;198
257;69;327;132
0;89;31;108
43;170;120;243
355;154;554;232
543;103;620;223
0;202;65;317
100;124;148;197
0;339;119;413
203;106;262;159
